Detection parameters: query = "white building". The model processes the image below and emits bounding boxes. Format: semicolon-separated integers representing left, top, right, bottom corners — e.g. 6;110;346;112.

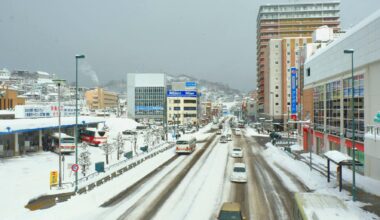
127;73;166;122
304;9;380;179
0;68;11;81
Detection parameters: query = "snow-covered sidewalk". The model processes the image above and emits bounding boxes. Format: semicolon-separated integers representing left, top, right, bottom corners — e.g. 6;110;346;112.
261;142;380;220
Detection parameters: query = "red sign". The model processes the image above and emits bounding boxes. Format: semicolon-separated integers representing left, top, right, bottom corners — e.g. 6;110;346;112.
71;164;79;172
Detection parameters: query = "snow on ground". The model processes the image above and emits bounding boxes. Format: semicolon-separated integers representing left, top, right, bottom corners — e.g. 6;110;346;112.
301;152;380;197
262;142;379;220
245;126;270;137
0;117;214;220
154;136;227;220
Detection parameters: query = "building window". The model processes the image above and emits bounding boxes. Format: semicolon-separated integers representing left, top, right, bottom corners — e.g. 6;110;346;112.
275;94;279;97
275;86;279;89
184;107;196;111
184;99;196;103
307;68;311;77
275;61;278;64
275;103;279;106
174;107;181;111
174;100;181;103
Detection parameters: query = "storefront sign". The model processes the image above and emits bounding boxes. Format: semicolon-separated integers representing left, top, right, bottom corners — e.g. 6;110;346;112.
167;90;197;97
291;67;297;116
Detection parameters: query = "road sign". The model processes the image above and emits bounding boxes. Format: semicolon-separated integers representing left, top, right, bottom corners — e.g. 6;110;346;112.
71;164;79;172
50;171;58;187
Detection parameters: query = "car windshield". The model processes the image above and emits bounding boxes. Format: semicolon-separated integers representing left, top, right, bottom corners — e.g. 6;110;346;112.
233;148;241;152
233;167;245;172
219;211;242;220
176;141;189;145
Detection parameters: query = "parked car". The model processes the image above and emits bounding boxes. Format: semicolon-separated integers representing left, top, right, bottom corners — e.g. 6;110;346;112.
230;147;243;158
227;134;232;141
122;130;137;135
235;128;241;136
230;163;247;183
218;202;246;220
216;129;222;135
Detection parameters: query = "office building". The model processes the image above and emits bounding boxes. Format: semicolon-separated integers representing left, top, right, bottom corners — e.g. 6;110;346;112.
127;73;166;122
85;87;118;110
257;1;340;114
0;85;25;110
303;9;380;179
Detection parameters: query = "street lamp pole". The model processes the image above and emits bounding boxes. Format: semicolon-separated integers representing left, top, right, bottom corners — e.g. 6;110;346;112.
75;54;85;192
53;79;66;188
271;91;274;130
344;48;356;201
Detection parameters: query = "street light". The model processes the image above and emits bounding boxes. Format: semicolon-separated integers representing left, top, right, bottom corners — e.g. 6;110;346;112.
53;79;66;188
344;48;356;201
75;54;85;192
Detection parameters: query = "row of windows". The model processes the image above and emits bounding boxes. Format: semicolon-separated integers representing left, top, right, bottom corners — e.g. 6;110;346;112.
313;75;365;141
170;99;197;104
169;107;197;111
168;113;197;118
0;98;13;110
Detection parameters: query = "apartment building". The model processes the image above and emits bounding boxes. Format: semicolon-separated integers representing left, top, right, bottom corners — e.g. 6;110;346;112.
257;1;340;114
85;87;118;110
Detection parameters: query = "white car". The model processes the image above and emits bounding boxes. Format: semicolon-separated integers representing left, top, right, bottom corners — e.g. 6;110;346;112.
230;163;248;183
230;147;243;158
235;128;241;136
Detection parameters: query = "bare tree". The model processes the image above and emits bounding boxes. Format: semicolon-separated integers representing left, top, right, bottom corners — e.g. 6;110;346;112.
101;142;114;165
115;132;125;160
78;142;91;176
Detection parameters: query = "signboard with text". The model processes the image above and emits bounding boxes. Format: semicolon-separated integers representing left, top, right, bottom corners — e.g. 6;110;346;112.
50;171;58;187
291;67;297;118
167;90;197;97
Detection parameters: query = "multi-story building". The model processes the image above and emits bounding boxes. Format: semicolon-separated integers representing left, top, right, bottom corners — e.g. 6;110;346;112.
85;87;118;110
127;73;166;122
167;81;199;126
257;1;340;114
303;9;380;179
0;85;25;110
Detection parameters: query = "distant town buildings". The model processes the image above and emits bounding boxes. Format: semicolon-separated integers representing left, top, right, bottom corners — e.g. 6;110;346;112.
0;85;25;110
127;73;166;123
85;87;118;110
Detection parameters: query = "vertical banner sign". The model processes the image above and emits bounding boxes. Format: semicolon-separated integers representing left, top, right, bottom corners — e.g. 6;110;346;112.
291;67;297;120
50;171;58;188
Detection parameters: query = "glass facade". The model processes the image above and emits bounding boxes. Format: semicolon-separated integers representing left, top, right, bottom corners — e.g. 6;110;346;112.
326;80;341;136
343;75;364;142
313;85;324;132
135;87;165;117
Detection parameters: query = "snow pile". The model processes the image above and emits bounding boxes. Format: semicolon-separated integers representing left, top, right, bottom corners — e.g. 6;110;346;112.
290;144;303;152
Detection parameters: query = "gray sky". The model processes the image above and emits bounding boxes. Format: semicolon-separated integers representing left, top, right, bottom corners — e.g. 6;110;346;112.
1;0;379;91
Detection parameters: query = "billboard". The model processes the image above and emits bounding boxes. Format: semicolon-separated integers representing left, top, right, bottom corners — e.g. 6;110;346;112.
291;67;297;119
185;82;197;87
167;90;197;97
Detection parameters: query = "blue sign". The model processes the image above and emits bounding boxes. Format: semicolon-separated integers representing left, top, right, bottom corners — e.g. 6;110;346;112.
135;106;163;111
167;90;197;97
185;82;197;87
291;67;297;115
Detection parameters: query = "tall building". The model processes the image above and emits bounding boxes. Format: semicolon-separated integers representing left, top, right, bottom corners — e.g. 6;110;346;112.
303;9;380;179
127;73;166;122
85;87;118;110
257;1;340;114
167;81;199;126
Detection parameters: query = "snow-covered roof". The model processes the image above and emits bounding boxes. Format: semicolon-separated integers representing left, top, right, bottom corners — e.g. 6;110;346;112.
324;150;352;164
0;116;104;134
295;193;359;220
36;71;50;76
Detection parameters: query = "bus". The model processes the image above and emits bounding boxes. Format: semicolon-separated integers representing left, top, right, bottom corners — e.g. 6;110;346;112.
51;133;75;154
80;127;108;146
293;193;359;220
176;136;196;154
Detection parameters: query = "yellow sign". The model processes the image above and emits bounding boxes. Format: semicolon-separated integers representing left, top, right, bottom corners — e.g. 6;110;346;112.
50;171;58;187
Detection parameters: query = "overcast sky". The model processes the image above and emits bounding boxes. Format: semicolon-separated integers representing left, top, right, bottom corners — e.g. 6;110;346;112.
1;0;379;91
